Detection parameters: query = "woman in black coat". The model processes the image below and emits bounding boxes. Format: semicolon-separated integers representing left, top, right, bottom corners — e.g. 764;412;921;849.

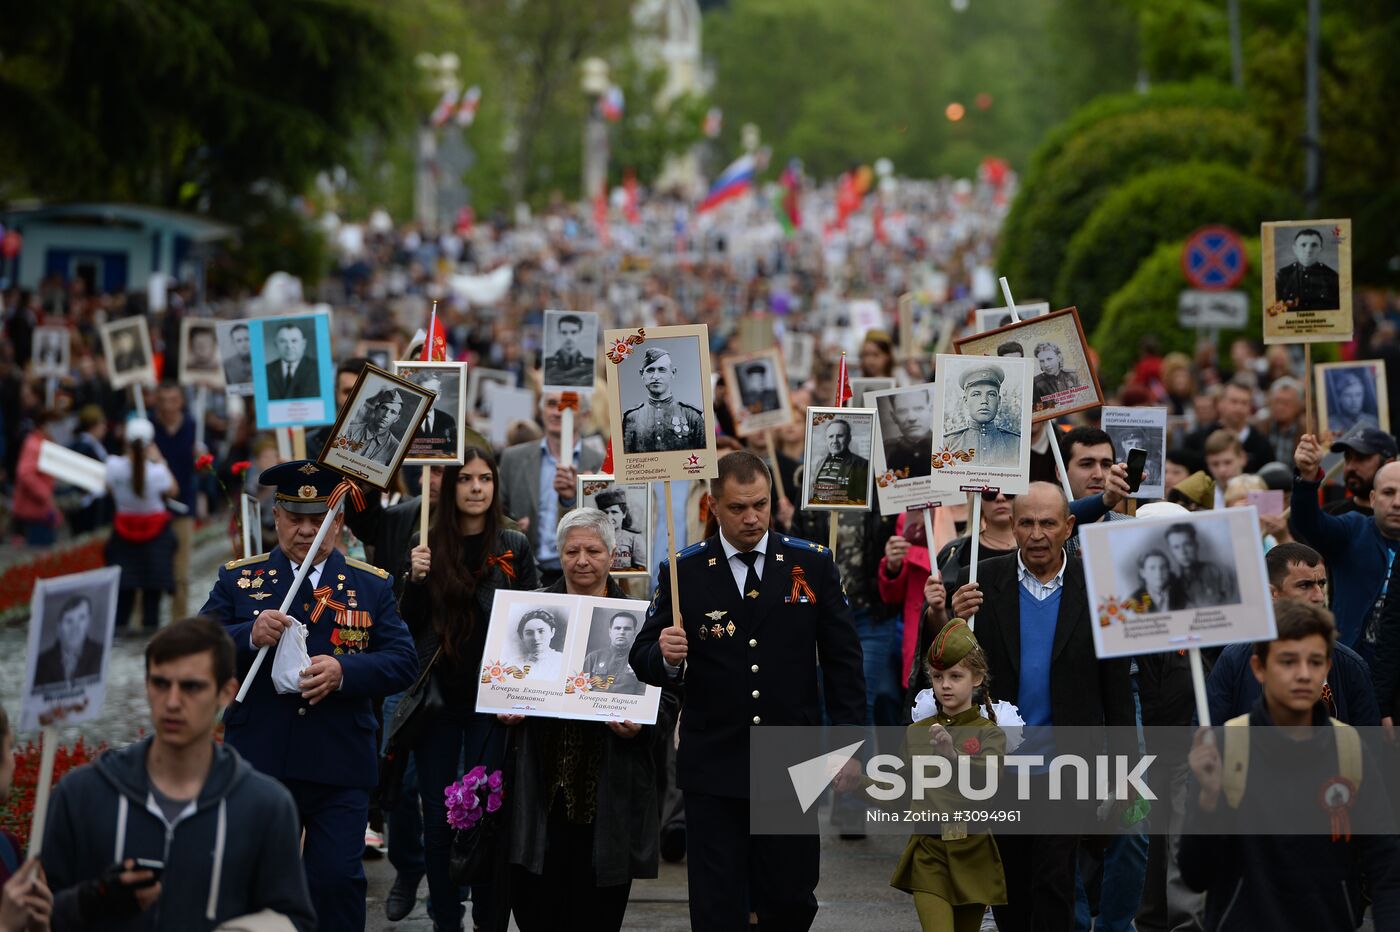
500;507;679;932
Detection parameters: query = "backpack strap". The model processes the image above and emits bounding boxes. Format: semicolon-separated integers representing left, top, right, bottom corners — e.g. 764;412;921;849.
1330;717;1363;790
1222;714;1251;809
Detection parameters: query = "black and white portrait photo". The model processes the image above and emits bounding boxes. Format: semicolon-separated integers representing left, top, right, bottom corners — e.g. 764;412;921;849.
99;317;155;390
1101;405;1168;501
505;604;569;683
619;342;706;453
801;407;875;510
929;353;1033;495
1080;510;1273;659
178;319;224;389
1262;219;1353;345
941;363;1022;468
1317;362;1389;436
874;385;934;480
605;324;719;483
780;331;815;382
393;361;467;464
32;326;70;378
20;566;121;730
356;340;398;372
849;377;894;409
466;367;515;422
581;606;646;695
542;309;598;392
722;347;792;436
578;476;650;575
973;302;1049;334
319;365;434;489
955;306;1101;422
216;320;254;396
1273;225;1341;312
263;316;321;400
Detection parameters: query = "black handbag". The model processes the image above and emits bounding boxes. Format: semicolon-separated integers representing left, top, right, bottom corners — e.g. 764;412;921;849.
448;722;503;886
375;648;444;810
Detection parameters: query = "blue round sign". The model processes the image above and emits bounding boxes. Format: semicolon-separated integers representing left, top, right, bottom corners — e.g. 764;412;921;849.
1181;226;1247;291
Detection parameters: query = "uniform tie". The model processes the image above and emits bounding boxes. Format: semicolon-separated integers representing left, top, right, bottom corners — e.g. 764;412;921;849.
736;550;761;600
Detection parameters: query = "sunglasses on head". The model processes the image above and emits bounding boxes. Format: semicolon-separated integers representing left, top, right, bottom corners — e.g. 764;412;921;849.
981;490;1016;502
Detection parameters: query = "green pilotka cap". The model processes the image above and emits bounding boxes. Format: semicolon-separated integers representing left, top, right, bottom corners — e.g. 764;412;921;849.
929;618;979;671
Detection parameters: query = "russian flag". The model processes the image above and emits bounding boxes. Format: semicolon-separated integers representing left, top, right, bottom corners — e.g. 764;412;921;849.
698;154;756;213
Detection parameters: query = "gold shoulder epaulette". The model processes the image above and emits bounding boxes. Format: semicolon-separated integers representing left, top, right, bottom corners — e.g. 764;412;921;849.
224;552;270;571
346;557;390;579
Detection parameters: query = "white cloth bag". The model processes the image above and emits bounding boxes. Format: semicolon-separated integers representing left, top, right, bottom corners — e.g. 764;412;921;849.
270;621;311;695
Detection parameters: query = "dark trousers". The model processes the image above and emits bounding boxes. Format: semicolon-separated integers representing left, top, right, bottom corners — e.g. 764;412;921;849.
684;792;819;932
415;712;504;932
510;799;632;932
283;779;369;932
381;693;425;886
993;832;1080;932
116;588;162;631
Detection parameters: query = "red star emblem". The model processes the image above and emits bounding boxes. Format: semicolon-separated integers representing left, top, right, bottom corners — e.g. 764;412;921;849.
1332;225;1344;238
686;454;700;467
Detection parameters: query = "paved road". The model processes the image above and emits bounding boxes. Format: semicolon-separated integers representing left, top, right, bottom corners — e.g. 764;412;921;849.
364;831;917;931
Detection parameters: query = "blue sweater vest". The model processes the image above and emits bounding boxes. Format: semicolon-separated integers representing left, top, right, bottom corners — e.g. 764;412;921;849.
1017;586;1062;727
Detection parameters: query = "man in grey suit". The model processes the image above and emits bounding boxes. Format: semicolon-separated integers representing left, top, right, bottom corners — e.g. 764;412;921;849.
499;392;605;587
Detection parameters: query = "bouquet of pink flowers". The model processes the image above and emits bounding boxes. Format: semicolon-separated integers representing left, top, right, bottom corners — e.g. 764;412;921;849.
444;764;504;831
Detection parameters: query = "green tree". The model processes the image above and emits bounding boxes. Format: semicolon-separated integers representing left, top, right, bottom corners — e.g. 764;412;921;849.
1056;162;1294;330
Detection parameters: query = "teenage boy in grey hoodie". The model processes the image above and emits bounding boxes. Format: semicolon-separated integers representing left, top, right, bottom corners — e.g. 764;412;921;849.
40;619;316;931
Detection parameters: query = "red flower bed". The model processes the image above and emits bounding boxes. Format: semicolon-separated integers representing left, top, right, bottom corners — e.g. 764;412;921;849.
0;538;107;615
0;736;105;849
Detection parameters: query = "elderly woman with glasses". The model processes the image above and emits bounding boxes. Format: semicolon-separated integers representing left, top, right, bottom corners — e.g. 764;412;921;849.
499;508;679;932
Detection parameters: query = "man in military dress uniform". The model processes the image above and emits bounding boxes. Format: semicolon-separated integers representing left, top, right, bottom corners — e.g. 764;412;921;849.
200;460;418;931
1276;227;1340;311
810;418;870;505
945;365;1021;468
596;486;647;571
545;313;595;386
631;451;866;931
738;362;780;414
340;387;406;466
621;347;707;452
883;388;933;478
583;610;645;695
1031;341;1080;410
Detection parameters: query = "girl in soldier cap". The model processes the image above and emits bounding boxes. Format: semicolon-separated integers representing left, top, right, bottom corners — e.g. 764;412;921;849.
890;619;1008;931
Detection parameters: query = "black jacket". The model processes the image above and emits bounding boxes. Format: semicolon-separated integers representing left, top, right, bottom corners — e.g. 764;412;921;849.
948;552;1134;737
630;532;867;798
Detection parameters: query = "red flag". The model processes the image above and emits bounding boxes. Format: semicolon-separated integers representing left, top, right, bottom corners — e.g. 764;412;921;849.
872;201;887;244
422;305;448;362
834;352;852;406
623;169;640;225
594;192;610;248
601;439;613;475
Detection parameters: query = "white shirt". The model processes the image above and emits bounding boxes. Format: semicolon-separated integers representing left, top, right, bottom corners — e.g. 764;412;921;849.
720;531;769;597
1016;549;1068;601
105;456;173;514
250;556;327;650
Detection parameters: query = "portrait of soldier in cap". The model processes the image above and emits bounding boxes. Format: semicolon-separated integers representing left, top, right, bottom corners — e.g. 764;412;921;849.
621;346;707;453
595;485;648;572
809;416;872;506
944;365;1021;468
737;360;780;414
342;387;407;467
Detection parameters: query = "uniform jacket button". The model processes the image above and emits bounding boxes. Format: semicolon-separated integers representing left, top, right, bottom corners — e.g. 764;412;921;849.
752;690;760;699
751;664;759;673
298;707;307;716
749;638;758;648
752;715;761;725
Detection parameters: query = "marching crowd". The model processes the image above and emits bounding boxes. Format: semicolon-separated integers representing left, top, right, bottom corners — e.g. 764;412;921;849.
4;177;1400;932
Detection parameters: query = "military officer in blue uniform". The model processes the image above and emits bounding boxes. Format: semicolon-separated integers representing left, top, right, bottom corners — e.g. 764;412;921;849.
200;460;418;932
630;450;866;931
